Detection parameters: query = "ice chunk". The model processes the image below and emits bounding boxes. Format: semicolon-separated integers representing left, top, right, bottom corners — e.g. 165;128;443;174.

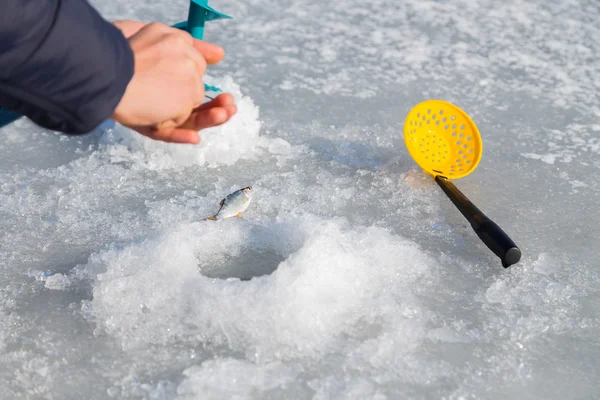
43;273;72;290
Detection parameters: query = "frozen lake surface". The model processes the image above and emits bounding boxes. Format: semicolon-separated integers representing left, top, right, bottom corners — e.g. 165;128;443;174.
1;0;599;398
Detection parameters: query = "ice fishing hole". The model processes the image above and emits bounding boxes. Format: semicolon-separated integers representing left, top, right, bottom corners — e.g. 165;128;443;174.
199;247;287;281
196;225;299;281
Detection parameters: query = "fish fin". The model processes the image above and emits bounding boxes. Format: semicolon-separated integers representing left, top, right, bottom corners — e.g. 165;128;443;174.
206;199;226;221
202;216;218;221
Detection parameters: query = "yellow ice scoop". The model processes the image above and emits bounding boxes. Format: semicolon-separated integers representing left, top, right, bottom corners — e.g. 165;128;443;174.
404;100;521;268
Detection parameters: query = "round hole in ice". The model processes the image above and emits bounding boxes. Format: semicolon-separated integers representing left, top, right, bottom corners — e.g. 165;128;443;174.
199;246;287;281
196;224;300;281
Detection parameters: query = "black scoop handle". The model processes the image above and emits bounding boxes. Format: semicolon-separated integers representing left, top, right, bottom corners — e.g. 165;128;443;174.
435;176;521;268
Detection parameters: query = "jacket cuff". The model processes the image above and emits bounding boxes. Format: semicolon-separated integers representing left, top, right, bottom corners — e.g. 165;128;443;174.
0;0;134;134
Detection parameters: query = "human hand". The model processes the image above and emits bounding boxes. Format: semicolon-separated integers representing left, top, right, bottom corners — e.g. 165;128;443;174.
112;19;146;37
110;21;237;144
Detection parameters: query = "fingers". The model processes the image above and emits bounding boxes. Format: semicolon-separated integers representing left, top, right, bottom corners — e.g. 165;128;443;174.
158;24;224;65
179;107;229;132
195;107;230;128
191;95;237;128
146;127;201;144
144;96;237;144
192;40;225;64
124;22;225;64
195;93;236;111
136;107;236;145
183;47;208;103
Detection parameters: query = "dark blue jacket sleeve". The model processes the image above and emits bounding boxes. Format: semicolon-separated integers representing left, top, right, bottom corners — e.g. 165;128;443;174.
0;0;134;134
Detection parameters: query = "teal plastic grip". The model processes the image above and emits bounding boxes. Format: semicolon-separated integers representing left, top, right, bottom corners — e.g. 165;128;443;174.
177;0;231;40
187;3;206;39
173;1;232;93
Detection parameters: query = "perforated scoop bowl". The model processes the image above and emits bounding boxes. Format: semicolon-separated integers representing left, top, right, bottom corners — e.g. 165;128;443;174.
403;100;521;268
404;100;482;179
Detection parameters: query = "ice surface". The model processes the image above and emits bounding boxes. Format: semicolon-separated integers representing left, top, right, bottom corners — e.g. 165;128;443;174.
1;0;600;399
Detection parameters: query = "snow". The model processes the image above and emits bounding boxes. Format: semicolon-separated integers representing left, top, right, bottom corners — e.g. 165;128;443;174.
1;0;599;398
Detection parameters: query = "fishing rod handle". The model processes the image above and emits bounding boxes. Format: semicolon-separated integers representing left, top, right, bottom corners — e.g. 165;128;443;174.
435;176;521;268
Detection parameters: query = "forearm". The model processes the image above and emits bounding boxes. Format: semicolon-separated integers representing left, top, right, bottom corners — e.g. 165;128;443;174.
0;0;134;134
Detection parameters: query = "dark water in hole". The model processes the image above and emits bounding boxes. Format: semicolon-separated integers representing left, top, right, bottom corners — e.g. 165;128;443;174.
198;247;286;281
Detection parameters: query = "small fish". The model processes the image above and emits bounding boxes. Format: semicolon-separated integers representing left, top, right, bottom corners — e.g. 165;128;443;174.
204;186;253;221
